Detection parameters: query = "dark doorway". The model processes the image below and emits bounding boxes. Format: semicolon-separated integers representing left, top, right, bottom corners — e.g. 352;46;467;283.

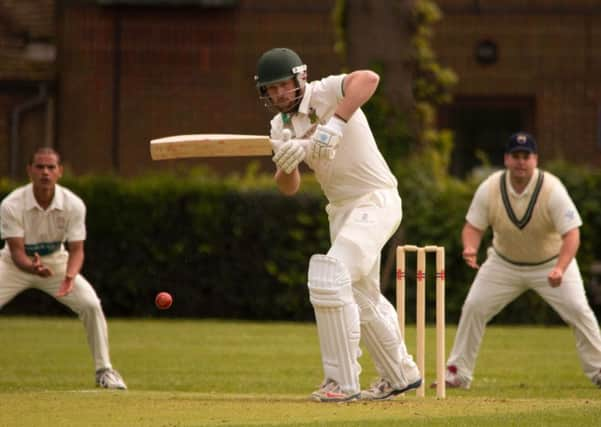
439;96;535;178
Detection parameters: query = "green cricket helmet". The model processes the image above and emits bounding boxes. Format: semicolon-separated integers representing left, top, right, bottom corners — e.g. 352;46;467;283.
254;48;307;113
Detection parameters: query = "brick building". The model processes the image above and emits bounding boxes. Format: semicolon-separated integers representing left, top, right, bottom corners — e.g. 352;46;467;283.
1;0;600;179
56;0;346;178
1;0;343;179
433;0;601;176
0;0;56;179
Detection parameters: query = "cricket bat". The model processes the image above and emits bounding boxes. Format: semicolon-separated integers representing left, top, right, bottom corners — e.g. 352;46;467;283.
150;134;277;160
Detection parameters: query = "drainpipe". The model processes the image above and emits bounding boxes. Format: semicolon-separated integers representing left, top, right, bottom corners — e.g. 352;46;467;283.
10;82;52;179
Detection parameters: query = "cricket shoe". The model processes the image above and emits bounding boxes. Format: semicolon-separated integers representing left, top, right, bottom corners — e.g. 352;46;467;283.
360;376;423;401
311;378;360;402
96;368;127;390
430;365;471;389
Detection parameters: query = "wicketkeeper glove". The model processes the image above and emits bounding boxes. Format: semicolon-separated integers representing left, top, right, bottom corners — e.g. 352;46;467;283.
310;115;346;160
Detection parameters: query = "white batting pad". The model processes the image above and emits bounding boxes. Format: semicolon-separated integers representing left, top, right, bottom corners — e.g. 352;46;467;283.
354;288;419;389
308;254;361;393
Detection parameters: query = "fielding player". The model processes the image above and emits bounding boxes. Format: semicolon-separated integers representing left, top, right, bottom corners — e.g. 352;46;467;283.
441;133;601;389
254;47;421;401
0;147;127;390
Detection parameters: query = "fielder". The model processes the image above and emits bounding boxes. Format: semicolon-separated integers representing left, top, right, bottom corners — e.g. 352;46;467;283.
0;147;127;390
254;47;421;402
442;132;601;389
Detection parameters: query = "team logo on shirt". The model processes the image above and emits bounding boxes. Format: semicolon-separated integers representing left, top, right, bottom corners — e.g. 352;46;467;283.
564;209;575;220
353;211;375;225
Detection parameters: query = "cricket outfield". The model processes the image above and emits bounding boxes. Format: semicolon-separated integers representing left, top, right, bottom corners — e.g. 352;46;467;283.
1;317;600;426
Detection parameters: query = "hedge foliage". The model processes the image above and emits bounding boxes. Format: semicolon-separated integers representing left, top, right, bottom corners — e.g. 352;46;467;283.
388;157;601;325
2;160;601;324
1;169;328;320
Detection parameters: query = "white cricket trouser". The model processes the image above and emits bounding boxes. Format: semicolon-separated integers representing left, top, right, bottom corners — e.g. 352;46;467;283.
325;188;419;387
0;256;113;371
448;247;601;381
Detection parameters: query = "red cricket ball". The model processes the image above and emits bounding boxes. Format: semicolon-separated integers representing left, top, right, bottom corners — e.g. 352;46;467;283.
155;291;173;310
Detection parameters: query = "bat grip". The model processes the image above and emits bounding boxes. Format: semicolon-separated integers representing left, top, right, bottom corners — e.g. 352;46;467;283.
271;129;292;152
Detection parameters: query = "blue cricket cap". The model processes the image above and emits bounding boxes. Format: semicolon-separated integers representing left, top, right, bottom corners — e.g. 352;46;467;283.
506;132;537;154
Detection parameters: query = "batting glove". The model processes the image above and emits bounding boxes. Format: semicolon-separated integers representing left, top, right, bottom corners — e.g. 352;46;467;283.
272;139;308;173
310;115;346;160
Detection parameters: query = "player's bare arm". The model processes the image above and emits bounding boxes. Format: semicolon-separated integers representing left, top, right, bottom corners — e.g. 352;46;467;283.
461;222;484;269
6;238;53;277
548;227;580;288
274;167;301;196
56;240;85;297
336;70;380;121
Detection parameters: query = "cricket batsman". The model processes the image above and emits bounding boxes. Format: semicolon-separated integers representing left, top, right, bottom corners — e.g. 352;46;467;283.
254;47;421;401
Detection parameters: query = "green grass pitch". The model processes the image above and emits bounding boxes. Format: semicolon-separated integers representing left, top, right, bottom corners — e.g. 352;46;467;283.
1;317;600;426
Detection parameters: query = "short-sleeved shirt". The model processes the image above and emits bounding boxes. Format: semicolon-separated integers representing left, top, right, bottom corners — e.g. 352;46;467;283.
0;183;86;262
466;168;582;235
269;74;397;203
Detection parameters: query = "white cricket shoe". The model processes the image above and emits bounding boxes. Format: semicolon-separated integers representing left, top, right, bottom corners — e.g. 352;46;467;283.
361;376;422;401
96;368;127;390
311;378;360;402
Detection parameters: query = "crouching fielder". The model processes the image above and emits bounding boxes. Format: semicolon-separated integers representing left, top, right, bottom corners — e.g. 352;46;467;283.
442;133;601;389
0;147;126;390
254;47;421;401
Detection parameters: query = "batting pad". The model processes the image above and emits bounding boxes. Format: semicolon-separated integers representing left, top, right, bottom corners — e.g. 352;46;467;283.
354;288;420;389
308;254;361;394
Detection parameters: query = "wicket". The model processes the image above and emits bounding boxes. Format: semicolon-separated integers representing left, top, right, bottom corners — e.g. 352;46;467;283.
396;245;446;398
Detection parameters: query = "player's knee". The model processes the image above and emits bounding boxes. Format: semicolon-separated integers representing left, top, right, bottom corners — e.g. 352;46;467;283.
352;286;380;321
327;237;376;281
74;294;103;316
562;301;593;324
308;254;352;299
461;295;489;318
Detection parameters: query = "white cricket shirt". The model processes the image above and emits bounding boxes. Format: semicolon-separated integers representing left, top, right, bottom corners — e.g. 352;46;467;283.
270;74;397;203
466;168;582;235
0;183;87;262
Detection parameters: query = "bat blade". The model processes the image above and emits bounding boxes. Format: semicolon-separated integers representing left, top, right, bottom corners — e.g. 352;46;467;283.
150;134;274;160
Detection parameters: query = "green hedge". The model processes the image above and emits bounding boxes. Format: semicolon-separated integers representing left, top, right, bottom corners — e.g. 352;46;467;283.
386;158;601;325
1;171;329;320
1;162;600;324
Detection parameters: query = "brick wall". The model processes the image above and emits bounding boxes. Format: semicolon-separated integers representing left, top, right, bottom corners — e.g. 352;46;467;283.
0;0;55;179
433;0;601;166
57;5;120;173
6;0;598;177
57;0;340;176
0;94;13;175
0;0;55;80
345;0;415;112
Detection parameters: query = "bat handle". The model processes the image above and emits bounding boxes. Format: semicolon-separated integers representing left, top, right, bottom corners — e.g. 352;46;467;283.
271;129;292;152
